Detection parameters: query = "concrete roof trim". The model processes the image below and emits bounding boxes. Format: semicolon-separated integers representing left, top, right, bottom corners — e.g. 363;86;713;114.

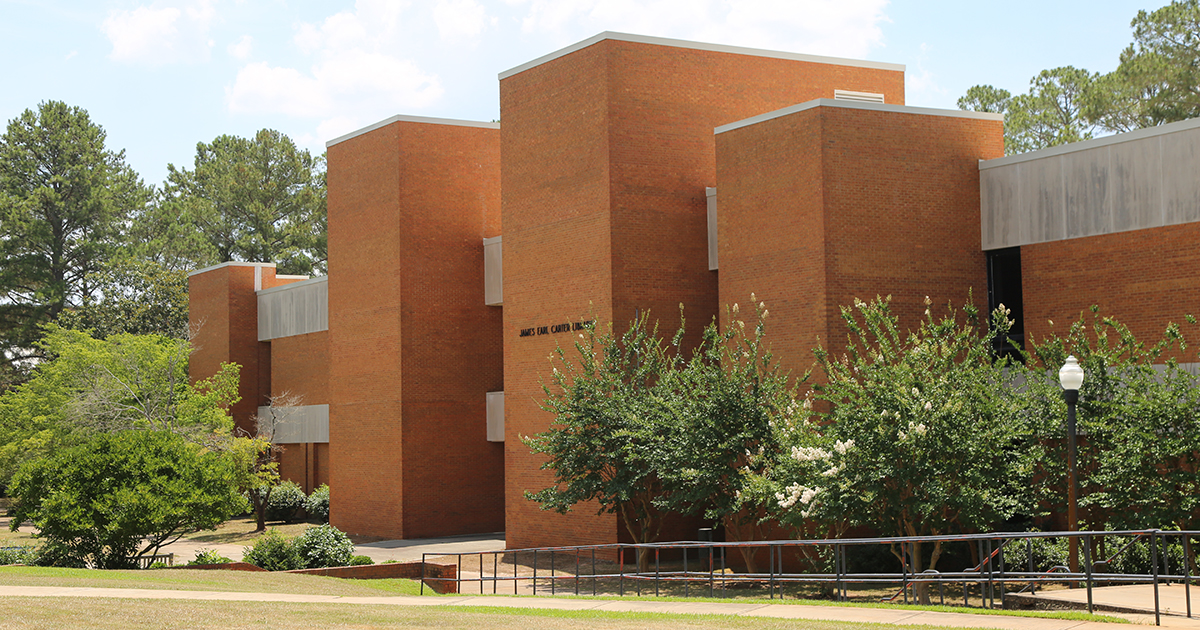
256;274;327;296
326;114;500;148
714;99;1003;135
980;116;1200;170
187;261;276;277
498;31;905;80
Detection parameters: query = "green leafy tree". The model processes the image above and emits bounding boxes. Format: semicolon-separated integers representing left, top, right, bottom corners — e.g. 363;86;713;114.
9;430;244;568
0;326;239;486
956;85;1011;114
1020;307;1192;532
1087;1;1200;132
0;101;150;386
652;298;799;573
53;258;189;339
749;296;1037;603
961;68;1098;154
137;129;326;275
523;314;672;569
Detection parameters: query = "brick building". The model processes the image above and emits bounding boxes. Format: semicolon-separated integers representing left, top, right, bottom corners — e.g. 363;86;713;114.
189;32;1200;548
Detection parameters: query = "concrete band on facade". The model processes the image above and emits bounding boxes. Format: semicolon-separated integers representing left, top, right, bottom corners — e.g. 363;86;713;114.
189;31;1200;550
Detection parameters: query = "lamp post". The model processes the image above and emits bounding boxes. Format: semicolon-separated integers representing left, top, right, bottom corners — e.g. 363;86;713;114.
1059;355;1085;578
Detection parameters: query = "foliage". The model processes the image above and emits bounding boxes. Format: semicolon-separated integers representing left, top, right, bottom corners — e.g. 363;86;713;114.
241;529;301;571
0;545;38;565
650;299;799;572
293;524;354;569
306;484;330;523
349;554;374;566
266;480;307;523
1086;1;1200;132
137;129;326;275
188;548;232;565
1020;307;1196;531
524;313;673;564
745;295;1036;602
237;392;303;531
9;430;244;569
959;2;1200;154
53;258;189;339
0;326;239;486
0;101;150;387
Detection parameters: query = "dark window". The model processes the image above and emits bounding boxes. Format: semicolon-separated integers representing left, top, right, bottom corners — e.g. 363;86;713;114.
986;247;1024;360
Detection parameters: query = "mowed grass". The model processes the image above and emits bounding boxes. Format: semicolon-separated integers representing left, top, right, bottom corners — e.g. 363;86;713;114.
0;566;425;597
0;597;991;630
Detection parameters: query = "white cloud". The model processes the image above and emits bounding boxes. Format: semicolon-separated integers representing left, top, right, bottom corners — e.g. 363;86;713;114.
101;0;217;66
227;34;253;59
513;0;889;59
904;42;946;105
225;0;444;137
433;0;494;42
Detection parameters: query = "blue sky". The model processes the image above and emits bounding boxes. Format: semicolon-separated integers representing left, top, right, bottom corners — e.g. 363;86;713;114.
0;0;1163;187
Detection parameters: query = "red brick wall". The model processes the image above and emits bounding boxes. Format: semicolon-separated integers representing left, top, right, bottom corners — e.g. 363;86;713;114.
502;37;905;550
188;264;282;435
328;123;406;538
327;119;503;540
1022;222;1200;353
717;105;1004;377
271;331;329;403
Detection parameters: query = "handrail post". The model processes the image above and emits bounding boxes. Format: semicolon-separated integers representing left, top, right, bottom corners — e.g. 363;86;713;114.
1185;535;1192;618
1027;538;1035;595
420;552;426;595
769;544;776;600
619;545;624;596
551;550;556;595
655;547;660;597
684;543;689;598
533;549;538;596
1152;531;1161;626
575;549;580;596
1084;534;1093;614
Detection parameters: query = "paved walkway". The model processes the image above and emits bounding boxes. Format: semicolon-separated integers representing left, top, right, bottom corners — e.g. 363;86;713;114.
0;584;1171;629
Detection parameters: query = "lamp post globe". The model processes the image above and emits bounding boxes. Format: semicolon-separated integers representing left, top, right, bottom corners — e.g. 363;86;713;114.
1059;355;1084;577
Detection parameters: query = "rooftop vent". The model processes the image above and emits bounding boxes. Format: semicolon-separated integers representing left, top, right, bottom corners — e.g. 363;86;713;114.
834;89;885;104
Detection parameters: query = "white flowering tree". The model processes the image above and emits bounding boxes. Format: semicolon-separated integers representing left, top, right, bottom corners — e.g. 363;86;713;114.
651;298;801;573
748;295;1038;603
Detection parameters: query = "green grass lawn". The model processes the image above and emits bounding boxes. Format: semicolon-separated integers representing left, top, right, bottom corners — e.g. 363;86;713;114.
0;566;424;597
0;597;1002;630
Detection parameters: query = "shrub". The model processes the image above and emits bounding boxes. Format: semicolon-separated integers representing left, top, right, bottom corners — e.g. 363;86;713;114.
242;530;301;571
266;481;306;523
9;430;244;569
349;555;374;566
147;561;168;569
189;548;233;565
294;524;354;569
306;484;330;523
0;545;38;566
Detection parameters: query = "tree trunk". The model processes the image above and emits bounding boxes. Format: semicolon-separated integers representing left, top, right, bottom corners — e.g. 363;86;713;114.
723;515;764;574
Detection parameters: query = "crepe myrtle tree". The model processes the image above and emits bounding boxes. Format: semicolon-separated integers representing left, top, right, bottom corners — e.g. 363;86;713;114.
523;312;674;570
746;294;1038;604
651;297;802;574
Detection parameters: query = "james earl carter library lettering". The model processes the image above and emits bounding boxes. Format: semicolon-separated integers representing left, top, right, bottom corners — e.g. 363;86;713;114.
189;32;1200;549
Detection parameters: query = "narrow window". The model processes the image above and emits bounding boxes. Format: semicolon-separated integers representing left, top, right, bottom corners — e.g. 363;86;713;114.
986;247;1024;360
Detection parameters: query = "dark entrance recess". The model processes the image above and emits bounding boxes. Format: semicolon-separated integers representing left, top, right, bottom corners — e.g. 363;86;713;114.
986;247;1024;360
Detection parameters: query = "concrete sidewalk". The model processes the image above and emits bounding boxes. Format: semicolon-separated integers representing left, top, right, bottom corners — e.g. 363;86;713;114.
0;584;1162;629
1012;583;1200;627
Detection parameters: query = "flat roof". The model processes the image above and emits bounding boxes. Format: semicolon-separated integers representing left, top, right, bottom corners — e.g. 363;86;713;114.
256;274;327;296
187;261;276;277
980;115;1200;170
499;31;905;81
715;98;1003;135
326;114;500;148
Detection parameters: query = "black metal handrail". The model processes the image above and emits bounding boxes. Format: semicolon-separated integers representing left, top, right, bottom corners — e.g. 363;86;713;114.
422;529;1200;626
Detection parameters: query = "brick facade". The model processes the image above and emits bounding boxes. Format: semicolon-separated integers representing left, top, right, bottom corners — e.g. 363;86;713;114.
188;32;1196;552
500;37;904;550
1022;221;1200;352
716;104;1004;372
326;117;504;540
